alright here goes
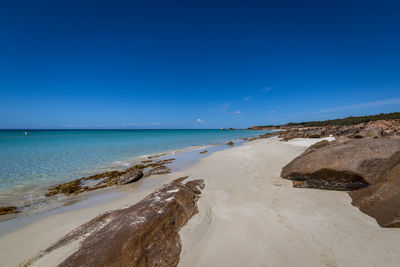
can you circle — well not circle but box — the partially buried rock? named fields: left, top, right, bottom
left=145, top=165, right=171, bottom=176
left=199, top=150, right=208, bottom=154
left=43, top=177, right=205, bottom=267
left=117, top=169, right=143, bottom=185
left=281, top=138, right=400, bottom=190
left=227, top=141, right=234, bottom=146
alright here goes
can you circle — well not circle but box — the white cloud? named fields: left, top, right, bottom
left=319, top=97, right=400, bottom=113
left=122, top=122, right=138, bottom=127
left=122, top=122, right=161, bottom=127
left=227, top=110, right=241, bottom=115
left=242, top=87, right=272, bottom=102
left=195, top=118, right=204, bottom=123
left=221, top=102, right=231, bottom=112
left=61, top=124, right=88, bottom=128
left=259, top=87, right=272, bottom=93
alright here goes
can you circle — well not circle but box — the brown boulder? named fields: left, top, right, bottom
left=351, top=126, right=383, bottom=139
left=117, top=169, right=143, bottom=185
left=349, top=163, right=400, bottom=227
left=45, top=177, right=204, bottom=267
left=281, top=138, right=400, bottom=190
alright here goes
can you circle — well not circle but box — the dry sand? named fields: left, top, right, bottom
left=178, top=137, right=400, bottom=267
left=0, top=137, right=399, bottom=266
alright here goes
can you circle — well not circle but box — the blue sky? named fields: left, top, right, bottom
left=1, top=0, right=400, bottom=129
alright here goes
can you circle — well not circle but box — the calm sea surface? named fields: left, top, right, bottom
left=0, top=129, right=264, bottom=192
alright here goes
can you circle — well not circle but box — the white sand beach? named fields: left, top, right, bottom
left=1, top=137, right=400, bottom=266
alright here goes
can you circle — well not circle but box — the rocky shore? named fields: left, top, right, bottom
left=2, top=133, right=400, bottom=266
left=277, top=119, right=400, bottom=227
left=0, top=157, right=175, bottom=217
left=25, top=177, right=204, bottom=267
left=251, top=119, right=400, bottom=140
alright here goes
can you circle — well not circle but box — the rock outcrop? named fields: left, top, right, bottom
left=349, top=163, right=400, bottom=227
left=254, top=119, right=400, bottom=141
left=282, top=138, right=400, bottom=189
left=281, top=138, right=400, bottom=227
left=43, top=177, right=204, bottom=267
left=117, top=169, right=144, bottom=185
left=45, top=159, right=175, bottom=197
left=144, top=165, right=171, bottom=176
left=0, top=206, right=19, bottom=216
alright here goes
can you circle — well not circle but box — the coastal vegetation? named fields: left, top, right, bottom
left=260, top=112, right=400, bottom=128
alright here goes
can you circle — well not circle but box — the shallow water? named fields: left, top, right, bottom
left=0, top=138, right=253, bottom=234
left=0, top=129, right=264, bottom=201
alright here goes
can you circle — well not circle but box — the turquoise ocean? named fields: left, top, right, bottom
left=0, top=129, right=264, bottom=195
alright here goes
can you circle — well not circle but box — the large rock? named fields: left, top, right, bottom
left=44, top=177, right=204, bottom=267
left=144, top=165, right=171, bottom=177
left=349, top=163, right=400, bottom=227
left=281, top=138, right=400, bottom=190
left=349, top=126, right=383, bottom=139
left=117, top=169, right=143, bottom=184
left=281, top=138, right=400, bottom=227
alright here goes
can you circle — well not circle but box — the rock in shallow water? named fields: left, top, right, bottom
left=43, top=177, right=204, bottom=267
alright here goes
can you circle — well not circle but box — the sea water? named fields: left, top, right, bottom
left=0, top=129, right=264, bottom=194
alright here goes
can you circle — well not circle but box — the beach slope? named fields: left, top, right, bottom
left=178, top=137, right=400, bottom=267
left=1, top=137, right=400, bottom=266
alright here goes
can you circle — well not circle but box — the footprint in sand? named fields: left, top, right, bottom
left=319, top=248, right=337, bottom=267
left=277, top=213, right=286, bottom=224
left=271, top=198, right=279, bottom=204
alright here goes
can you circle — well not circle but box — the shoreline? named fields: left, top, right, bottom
left=0, top=137, right=252, bottom=233
left=0, top=133, right=261, bottom=219
left=0, top=129, right=266, bottom=209
left=2, top=136, right=399, bottom=266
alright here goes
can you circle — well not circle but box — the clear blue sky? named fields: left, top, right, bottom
left=1, top=0, right=400, bottom=129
